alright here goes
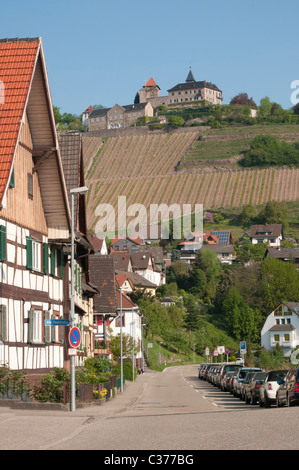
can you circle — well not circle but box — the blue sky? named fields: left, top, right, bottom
left=1, top=0, right=298, bottom=115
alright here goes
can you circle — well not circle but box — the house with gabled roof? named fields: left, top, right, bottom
left=59, top=132, right=97, bottom=364
left=89, top=254, right=143, bottom=369
left=250, top=223, right=283, bottom=248
left=110, top=235, right=143, bottom=253
left=0, top=37, right=72, bottom=371
left=88, top=101, right=153, bottom=131
left=265, top=246, right=299, bottom=269
left=261, top=302, right=299, bottom=357
left=82, top=105, right=94, bottom=127
left=89, top=255, right=117, bottom=347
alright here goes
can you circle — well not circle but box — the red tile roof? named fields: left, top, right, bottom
left=0, top=38, right=40, bottom=204
left=145, top=77, right=158, bottom=87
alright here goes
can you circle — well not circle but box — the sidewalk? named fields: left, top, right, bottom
left=0, top=366, right=157, bottom=417
left=75, top=366, right=157, bottom=417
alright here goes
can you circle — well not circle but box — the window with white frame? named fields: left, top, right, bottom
left=28, top=308, right=43, bottom=343
left=32, top=239, right=42, bottom=271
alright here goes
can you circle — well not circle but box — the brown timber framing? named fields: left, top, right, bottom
left=32, top=147, right=56, bottom=174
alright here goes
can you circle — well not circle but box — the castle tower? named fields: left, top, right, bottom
left=186, top=67, right=195, bottom=83
left=139, top=77, right=160, bottom=103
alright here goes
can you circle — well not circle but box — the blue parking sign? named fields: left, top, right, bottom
left=240, top=341, right=246, bottom=354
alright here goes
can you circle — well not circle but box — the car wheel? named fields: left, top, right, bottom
left=250, top=394, right=256, bottom=405
left=264, top=394, right=271, bottom=408
left=276, top=394, right=284, bottom=407
left=287, top=394, right=293, bottom=407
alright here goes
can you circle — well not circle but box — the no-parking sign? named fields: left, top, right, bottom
left=69, top=327, right=81, bottom=348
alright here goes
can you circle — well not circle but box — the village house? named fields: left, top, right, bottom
left=88, top=102, right=154, bottom=131
left=81, top=105, right=94, bottom=127
left=110, top=235, right=143, bottom=253
left=89, top=254, right=143, bottom=369
left=89, top=255, right=117, bottom=350
left=58, top=132, right=97, bottom=364
left=0, top=37, right=72, bottom=371
left=265, top=246, right=299, bottom=269
left=250, top=223, right=283, bottom=248
left=179, top=230, right=233, bottom=263
left=261, top=302, right=299, bottom=358
left=87, top=234, right=108, bottom=255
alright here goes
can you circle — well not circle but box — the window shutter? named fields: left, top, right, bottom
left=59, top=250, right=65, bottom=278
left=28, top=308, right=34, bottom=343
left=50, top=314, right=56, bottom=343
left=50, top=246, right=55, bottom=276
left=0, top=225, right=6, bottom=261
left=26, top=236, right=32, bottom=270
left=0, top=305, right=7, bottom=342
left=9, top=167, right=15, bottom=188
left=59, top=324, right=65, bottom=344
left=43, top=243, right=49, bottom=274
left=44, top=310, right=51, bottom=343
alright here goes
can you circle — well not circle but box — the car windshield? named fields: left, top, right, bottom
left=225, top=365, right=241, bottom=372
left=254, top=372, right=268, bottom=380
left=268, top=370, right=287, bottom=381
left=239, top=369, right=259, bottom=379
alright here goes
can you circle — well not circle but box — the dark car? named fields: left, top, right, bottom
left=233, top=367, right=263, bottom=398
left=202, top=364, right=212, bottom=381
left=276, top=367, right=299, bottom=407
left=240, top=371, right=256, bottom=401
left=246, top=371, right=268, bottom=405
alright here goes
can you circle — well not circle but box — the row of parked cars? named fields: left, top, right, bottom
left=198, top=362, right=299, bottom=407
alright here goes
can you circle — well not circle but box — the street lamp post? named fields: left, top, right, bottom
left=70, top=186, right=88, bottom=412
left=120, top=287, right=123, bottom=392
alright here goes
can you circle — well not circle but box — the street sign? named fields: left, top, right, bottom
left=240, top=341, right=246, bottom=355
left=205, top=347, right=210, bottom=356
left=69, top=327, right=81, bottom=348
left=45, top=319, right=69, bottom=326
left=218, top=346, right=225, bottom=354
left=68, top=348, right=77, bottom=356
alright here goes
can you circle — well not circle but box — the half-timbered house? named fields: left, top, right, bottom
left=58, top=132, right=97, bottom=366
left=0, top=37, right=72, bottom=372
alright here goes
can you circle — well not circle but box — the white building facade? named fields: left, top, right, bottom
left=261, top=302, right=299, bottom=357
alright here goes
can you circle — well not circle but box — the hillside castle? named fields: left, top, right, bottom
left=86, top=69, right=223, bottom=131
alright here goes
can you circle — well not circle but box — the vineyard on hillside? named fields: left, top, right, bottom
left=83, top=127, right=299, bottom=234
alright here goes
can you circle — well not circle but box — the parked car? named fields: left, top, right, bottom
left=198, top=364, right=208, bottom=379
left=202, top=364, right=212, bottom=381
left=219, top=364, right=243, bottom=391
left=246, top=371, right=268, bottom=405
left=240, top=371, right=256, bottom=401
left=233, top=367, right=263, bottom=398
left=276, top=367, right=299, bottom=407
left=259, top=370, right=288, bottom=407
left=222, top=370, right=235, bottom=392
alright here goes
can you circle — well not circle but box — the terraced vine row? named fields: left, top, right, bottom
left=82, top=132, right=299, bottom=232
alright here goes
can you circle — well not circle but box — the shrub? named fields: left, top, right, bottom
left=32, top=368, right=69, bottom=403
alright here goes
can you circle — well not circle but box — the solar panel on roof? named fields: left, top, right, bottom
left=211, top=231, right=230, bottom=245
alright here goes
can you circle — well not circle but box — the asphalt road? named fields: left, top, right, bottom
left=0, top=364, right=299, bottom=452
